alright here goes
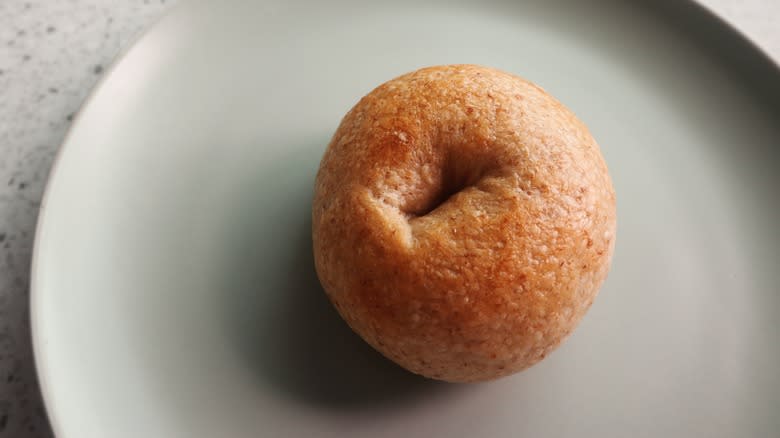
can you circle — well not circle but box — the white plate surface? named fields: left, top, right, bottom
left=32, top=1, right=780, bottom=437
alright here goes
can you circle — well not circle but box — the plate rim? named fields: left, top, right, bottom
left=28, top=3, right=185, bottom=436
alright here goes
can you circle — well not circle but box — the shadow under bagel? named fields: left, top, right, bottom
left=218, top=141, right=453, bottom=411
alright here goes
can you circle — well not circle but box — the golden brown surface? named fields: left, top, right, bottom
left=312, top=65, right=616, bottom=382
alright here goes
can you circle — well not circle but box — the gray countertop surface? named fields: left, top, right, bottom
left=0, top=1, right=777, bottom=436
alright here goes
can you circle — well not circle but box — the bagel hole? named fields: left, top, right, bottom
left=404, top=156, right=494, bottom=218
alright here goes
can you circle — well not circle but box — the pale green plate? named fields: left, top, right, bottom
left=32, top=1, right=780, bottom=437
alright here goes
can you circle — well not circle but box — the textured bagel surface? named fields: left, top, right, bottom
left=312, top=64, right=616, bottom=382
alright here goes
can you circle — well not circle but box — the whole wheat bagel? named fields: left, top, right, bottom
left=312, top=64, right=616, bottom=382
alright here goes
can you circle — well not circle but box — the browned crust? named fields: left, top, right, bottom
left=312, top=65, right=616, bottom=382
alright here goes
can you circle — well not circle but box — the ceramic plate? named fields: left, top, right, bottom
left=32, top=0, right=780, bottom=437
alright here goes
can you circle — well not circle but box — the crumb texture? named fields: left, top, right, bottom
left=312, top=64, right=616, bottom=382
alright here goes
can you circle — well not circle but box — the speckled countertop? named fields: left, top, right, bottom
left=0, top=1, right=777, bottom=436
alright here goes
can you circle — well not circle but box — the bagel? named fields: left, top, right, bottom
left=312, top=64, right=616, bottom=382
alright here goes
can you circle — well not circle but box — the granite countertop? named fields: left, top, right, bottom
left=0, top=1, right=777, bottom=436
